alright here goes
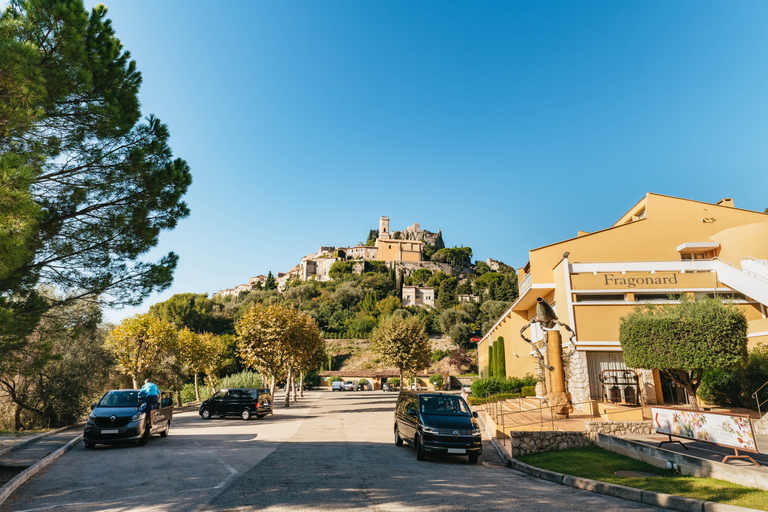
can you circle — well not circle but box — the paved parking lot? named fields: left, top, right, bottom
left=1, top=391, right=660, bottom=512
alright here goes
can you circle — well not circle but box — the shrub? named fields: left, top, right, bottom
left=304, top=372, right=321, bottom=389
left=431, top=349, right=450, bottom=363
left=470, top=375, right=539, bottom=397
left=181, top=383, right=211, bottom=404
left=521, top=386, right=536, bottom=397
left=429, top=374, right=444, bottom=388
left=699, top=343, right=768, bottom=409
left=328, top=376, right=342, bottom=383
left=468, top=393, right=521, bottom=406
left=389, top=377, right=400, bottom=387
left=218, top=370, right=263, bottom=390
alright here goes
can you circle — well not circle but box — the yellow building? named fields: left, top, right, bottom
left=375, top=216, right=424, bottom=262
left=479, top=193, right=768, bottom=407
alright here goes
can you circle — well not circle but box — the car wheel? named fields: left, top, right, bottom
left=84, top=441, right=95, bottom=449
left=415, top=434, right=426, bottom=461
left=137, top=425, right=150, bottom=446
left=241, top=409, right=251, bottom=421
left=160, top=421, right=170, bottom=438
left=468, top=454, right=479, bottom=464
left=201, top=408, right=211, bottom=420
left=394, top=424, right=403, bottom=447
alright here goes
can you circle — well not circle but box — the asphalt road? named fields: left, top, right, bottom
left=1, top=391, right=661, bottom=512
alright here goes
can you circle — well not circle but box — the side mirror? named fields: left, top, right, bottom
left=473, top=411, right=478, bottom=418
left=90, top=403, right=96, bottom=410
left=407, top=408, right=417, bottom=417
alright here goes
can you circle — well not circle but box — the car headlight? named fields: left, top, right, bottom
left=87, top=415, right=97, bottom=424
left=422, top=426, right=438, bottom=434
left=472, top=428, right=482, bottom=437
left=131, top=411, right=145, bottom=421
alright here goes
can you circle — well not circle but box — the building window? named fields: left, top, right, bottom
left=575, top=294, right=625, bottom=302
left=634, top=293, right=677, bottom=302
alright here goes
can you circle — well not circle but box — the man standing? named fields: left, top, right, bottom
left=139, top=379, right=160, bottom=427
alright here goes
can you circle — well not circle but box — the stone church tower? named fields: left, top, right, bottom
left=379, top=216, right=390, bottom=239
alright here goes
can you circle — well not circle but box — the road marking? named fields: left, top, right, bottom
left=213, top=458, right=238, bottom=489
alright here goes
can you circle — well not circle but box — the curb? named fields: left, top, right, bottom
left=485, top=428, right=758, bottom=512
left=0, top=433, right=83, bottom=508
left=0, top=422, right=83, bottom=458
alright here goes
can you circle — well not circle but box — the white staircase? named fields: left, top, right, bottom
left=712, top=258, right=768, bottom=306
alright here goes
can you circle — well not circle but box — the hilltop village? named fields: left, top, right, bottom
left=213, top=216, right=508, bottom=308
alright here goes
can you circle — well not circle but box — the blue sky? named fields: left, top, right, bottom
left=94, top=1, right=768, bottom=323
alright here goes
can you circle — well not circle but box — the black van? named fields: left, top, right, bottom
left=394, top=391, right=482, bottom=463
left=199, top=388, right=272, bottom=420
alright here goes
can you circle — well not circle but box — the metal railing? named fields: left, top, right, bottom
left=753, top=381, right=768, bottom=418
left=479, top=392, right=599, bottom=446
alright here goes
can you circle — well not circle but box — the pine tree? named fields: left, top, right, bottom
left=265, top=271, right=276, bottom=290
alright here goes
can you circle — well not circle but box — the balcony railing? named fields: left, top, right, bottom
left=519, top=273, right=532, bottom=297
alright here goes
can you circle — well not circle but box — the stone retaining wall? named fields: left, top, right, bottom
left=508, top=431, right=592, bottom=457
left=585, top=421, right=655, bottom=437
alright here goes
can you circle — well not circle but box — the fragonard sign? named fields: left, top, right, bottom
left=570, top=271, right=714, bottom=291
left=603, top=273, right=677, bottom=287
left=652, top=407, right=758, bottom=453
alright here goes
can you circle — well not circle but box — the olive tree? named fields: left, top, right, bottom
left=620, top=297, right=748, bottom=409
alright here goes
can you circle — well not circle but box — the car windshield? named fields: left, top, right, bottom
left=98, top=391, right=139, bottom=408
left=419, top=395, right=470, bottom=416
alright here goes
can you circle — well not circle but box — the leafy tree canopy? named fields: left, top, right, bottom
left=620, top=297, right=748, bottom=408
left=0, top=0, right=191, bottom=348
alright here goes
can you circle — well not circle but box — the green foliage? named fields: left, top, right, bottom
left=620, top=297, right=748, bottom=406
left=470, top=375, right=538, bottom=396
left=521, top=386, right=536, bottom=397
left=468, top=393, right=521, bottom=406
left=0, top=0, right=191, bottom=353
left=365, top=229, right=378, bottom=246
left=439, top=308, right=471, bottom=333
left=431, top=247, right=473, bottom=267
left=371, top=315, right=430, bottom=382
left=181, top=382, right=211, bottom=403
left=435, top=277, right=458, bottom=309
left=304, top=371, right=321, bottom=388
left=699, top=343, right=768, bottom=409
left=264, top=271, right=277, bottom=290
left=328, top=376, right=342, bottom=383
left=494, top=337, right=506, bottom=379
left=429, top=374, right=444, bottom=388
left=431, top=349, right=450, bottom=363
left=449, top=322, right=471, bottom=347
left=376, top=295, right=401, bottom=317
left=487, top=344, right=493, bottom=378
left=329, top=261, right=354, bottom=280
left=411, top=269, right=433, bottom=286
left=217, top=370, right=263, bottom=390
left=149, top=293, right=228, bottom=333
left=389, top=377, right=400, bottom=387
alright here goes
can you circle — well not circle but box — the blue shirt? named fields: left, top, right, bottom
left=139, top=382, right=159, bottom=399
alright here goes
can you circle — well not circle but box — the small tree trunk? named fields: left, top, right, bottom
left=284, top=367, right=292, bottom=407
left=194, top=372, right=200, bottom=401
left=270, top=374, right=276, bottom=400
left=13, top=402, right=21, bottom=431
left=299, top=371, right=305, bottom=398
left=132, top=375, right=138, bottom=389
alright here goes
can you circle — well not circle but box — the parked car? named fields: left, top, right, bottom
left=342, top=381, right=355, bottom=391
left=84, top=389, right=174, bottom=448
left=382, top=382, right=393, bottom=392
left=331, top=380, right=344, bottom=392
left=394, top=391, right=482, bottom=463
left=199, top=388, right=272, bottom=420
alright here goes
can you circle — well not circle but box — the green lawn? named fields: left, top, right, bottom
left=518, top=447, right=768, bottom=511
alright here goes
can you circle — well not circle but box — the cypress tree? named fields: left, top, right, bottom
left=495, top=336, right=506, bottom=379
left=488, top=343, right=494, bottom=378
